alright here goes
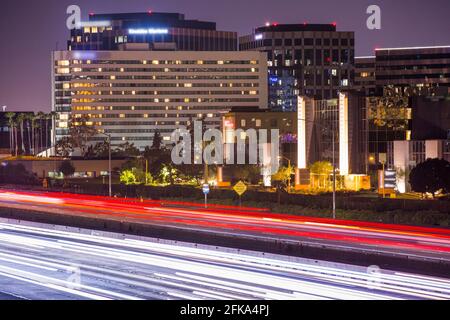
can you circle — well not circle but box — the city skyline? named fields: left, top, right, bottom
left=1, top=0, right=450, bottom=111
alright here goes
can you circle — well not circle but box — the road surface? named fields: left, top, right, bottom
left=0, top=220, right=449, bottom=300
left=0, top=190, right=449, bottom=264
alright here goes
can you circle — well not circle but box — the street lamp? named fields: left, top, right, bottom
left=297, top=118, right=337, bottom=219
left=98, top=131, right=112, bottom=197
left=278, top=155, right=292, bottom=191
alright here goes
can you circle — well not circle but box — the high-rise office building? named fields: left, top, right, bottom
left=354, top=56, right=376, bottom=95
left=375, top=45, right=450, bottom=95
left=297, top=92, right=366, bottom=175
left=68, top=12, right=237, bottom=51
left=239, top=23, right=355, bottom=111
left=52, top=50, right=268, bottom=150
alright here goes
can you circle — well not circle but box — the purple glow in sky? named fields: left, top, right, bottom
left=0, top=0, right=449, bottom=111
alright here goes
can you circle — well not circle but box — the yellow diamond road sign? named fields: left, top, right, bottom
left=233, top=181, right=247, bottom=196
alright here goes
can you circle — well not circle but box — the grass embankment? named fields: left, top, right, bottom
left=163, top=197, right=450, bottom=228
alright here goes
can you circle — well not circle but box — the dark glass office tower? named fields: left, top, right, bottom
left=240, top=23, right=355, bottom=111
left=68, top=12, right=237, bottom=51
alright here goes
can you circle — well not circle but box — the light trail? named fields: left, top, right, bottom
left=0, top=220, right=448, bottom=300
left=0, top=189, right=449, bottom=261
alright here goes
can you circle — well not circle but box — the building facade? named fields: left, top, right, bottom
left=297, top=92, right=367, bottom=175
left=68, top=12, right=237, bottom=51
left=354, top=56, right=376, bottom=95
left=52, top=50, right=268, bottom=150
left=375, top=46, right=450, bottom=95
left=239, top=23, right=355, bottom=111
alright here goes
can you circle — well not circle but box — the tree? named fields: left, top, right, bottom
left=68, top=115, right=97, bottom=157
left=114, top=142, right=141, bottom=157
left=25, top=113, right=34, bottom=155
left=119, top=168, right=152, bottom=185
left=37, top=111, right=46, bottom=154
left=5, top=112, right=16, bottom=155
left=58, top=160, right=75, bottom=179
left=16, top=113, right=26, bottom=155
left=151, top=130, right=163, bottom=151
left=409, top=158, right=450, bottom=198
left=55, top=136, right=74, bottom=157
left=272, top=166, right=294, bottom=186
left=310, top=161, right=333, bottom=190
left=120, top=170, right=138, bottom=185
left=231, top=165, right=261, bottom=184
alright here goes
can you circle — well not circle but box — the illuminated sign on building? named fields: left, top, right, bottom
left=254, top=34, right=263, bottom=40
left=128, top=28, right=169, bottom=35
left=384, top=170, right=397, bottom=189
left=73, top=51, right=97, bottom=60
left=77, top=21, right=111, bottom=28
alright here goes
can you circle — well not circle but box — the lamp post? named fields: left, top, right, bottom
left=98, top=131, right=112, bottom=197
left=297, top=118, right=337, bottom=219
left=278, top=155, right=292, bottom=191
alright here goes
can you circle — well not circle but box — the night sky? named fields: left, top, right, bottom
left=1, top=0, right=449, bottom=112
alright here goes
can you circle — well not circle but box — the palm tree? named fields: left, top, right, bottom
left=49, top=111, right=57, bottom=156
left=16, top=113, right=26, bottom=155
left=5, top=112, right=16, bottom=154
left=37, top=111, right=45, bottom=155
left=25, top=113, right=34, bottom=155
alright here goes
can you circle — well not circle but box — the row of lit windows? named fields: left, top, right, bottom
left=73, top=113, right=216, bottom=119
left=69, top=82, right=259, bottom=88
left=72, top=105, right=233, bottom=111
left=60, top=60, right=258, bottom=65
left=72, top=90, right=259, bottom=95
left=61, top=67, right=259, bottom=73
left=67, top=75, right=260, bottom=81
left=72, top=98, right=260, bottom=103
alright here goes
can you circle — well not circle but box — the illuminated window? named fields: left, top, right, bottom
left=119, top=114, right=125, bottom=118
left=152, top=60, right=159, bottom=65
left=83, top=27, right=90, bottom=33
left=255, top=119, right=261, bottom=127
left=57, top=60, right=70, bottom=66
left=91, top=27, right=98, bottom=33
left=57, top=68, right=70, bottom=74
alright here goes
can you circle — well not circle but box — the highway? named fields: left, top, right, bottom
left=0, top=220, right=449, bottom=300
left=0, top=189, right=449, bottom=264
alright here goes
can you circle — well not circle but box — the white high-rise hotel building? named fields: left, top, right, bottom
left=52, top=50, right=267, bottom=150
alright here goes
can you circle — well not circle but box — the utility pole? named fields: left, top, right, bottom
left=332, top=129, right=336, bottom=219
left=98, top=131, right=112, bottom=197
